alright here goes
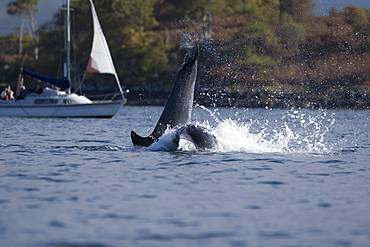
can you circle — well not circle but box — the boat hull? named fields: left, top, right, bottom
left=0, top=100, right=125, bottom=118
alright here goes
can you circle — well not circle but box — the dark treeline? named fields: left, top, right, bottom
left=1, top=0, right=370, bottom=109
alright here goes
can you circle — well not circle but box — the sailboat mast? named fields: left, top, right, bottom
left=65, top=0, right=71, bottom=93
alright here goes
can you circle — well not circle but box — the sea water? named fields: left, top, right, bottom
left=0, top=106, right=369, bottom=247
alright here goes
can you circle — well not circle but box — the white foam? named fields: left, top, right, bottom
left=145, top=130, right=179, bottom=152
left=146, top=108, right=336, bottom=153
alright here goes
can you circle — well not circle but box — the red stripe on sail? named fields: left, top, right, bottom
left=86, top=57, right=100, bottom=73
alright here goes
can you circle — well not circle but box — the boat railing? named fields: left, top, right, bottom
left=88, top=90, right=129, bottom=102
left=103, top=92, right=121, bottom=101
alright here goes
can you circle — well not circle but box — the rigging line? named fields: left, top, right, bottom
left=72, top=5, right=79, bottom=91
left=50, top=103, right=62, bottom=117
left=17, top=97, right=32, bottom=117
left=74, top=71, right=87, bottom=94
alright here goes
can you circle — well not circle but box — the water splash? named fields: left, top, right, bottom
left=145, top=131, right=179, bottom=152
left=148, top=108, right=336, bottom=154
left=211, top=117, right=333, bottom=153
left=210, top=109, right=334, bottom=153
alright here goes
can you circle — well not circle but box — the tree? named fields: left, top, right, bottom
left=279, top=0, right=314, bottom=22
left=223, top=0, right=260, bottom=14
left=343, top=6, right=368, bottom=28
left=112, top=0, right=159, bottom=32
left=153, top=0, right=222, bottom=41
left=109, top=0, right=169, bottom=85
left=34, top=0, right=170, bottom=87
left=277, top=22, right=306, bottom=49
left=7, top=0, right=39, bottom=58
left=231, top=21, right=280, bottom=75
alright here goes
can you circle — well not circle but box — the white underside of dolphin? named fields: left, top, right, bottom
left=130, top=44, right=218, bottom=150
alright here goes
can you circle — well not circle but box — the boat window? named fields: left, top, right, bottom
left=63, top=99, right=73, bottom=104
left=34, top=99, right=58, bottom=104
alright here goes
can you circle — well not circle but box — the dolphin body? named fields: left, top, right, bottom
left=131, top=45, right=218, bottom=150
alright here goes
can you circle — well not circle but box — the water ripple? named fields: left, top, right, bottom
left=48, top=242, right=112, bottom=247
left=260, top=231, right=295, bottom=239
left=258, top=181, right=287, bottom=185
left=135, top=231, right=236, bottom=241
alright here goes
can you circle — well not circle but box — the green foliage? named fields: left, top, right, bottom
left=329, top=7, right=339, bottom=16
left=7, top=0, right=39, bottom=58
left=231, top=21, right=280, bottom=75
left=7, top=0, right=38, bottom=16
left=279, top=0, right=314, bottom=22
left=107, top=0, right=169, bottom=85
left=223, top=0, right=260, bottom=15
left=0, top=34, right=18, bottom=55
left=112, top=0, right=159, bottom=32
left=88, top=0, right=170, bottom=86
left=245, top=49, right=282, bottom=74
left=157, top=0, right=227, bottom=19
left=277, top=22, right=306, bottom=48
left=257, top=0, right=280, bottom=26
left=343, top=6, right=368, bottom=28
left=116, top=29, right=169, bottom=84
left=36, top=27, right=64, bottom=74
left=237, top=21, right=278, bottom=52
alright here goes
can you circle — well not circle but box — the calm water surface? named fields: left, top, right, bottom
left=1, top=106, right=370, bottom=247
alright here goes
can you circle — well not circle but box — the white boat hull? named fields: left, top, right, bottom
left=0, top=100, right=125, bottom=118
left=0, top=89, right=126, bottom=118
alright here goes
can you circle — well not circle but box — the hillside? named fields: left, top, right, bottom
left=1, top=1, right=369, bottom=109
left=128, top=12, right=370, bottom=109
left=221, top=15, right=370, bottom=109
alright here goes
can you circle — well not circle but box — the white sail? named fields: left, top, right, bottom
left=87, top=0, right=123, bottom=93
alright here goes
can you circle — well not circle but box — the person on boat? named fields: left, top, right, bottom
left=30, top=83, right=43, bottom=94
left=17, top=86, right=28, bottom=99
left=1, top=85, right=14, bottom=100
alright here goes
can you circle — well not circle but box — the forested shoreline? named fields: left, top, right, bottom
left=1, top=0, right=370, bottom=109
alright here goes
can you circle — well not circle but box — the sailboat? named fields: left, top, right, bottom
left=0, top=0, right=128, bottom=118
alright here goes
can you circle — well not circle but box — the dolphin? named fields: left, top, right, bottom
left=131, top=45, right=218, bottom=150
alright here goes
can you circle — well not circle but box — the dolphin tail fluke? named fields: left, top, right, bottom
left=131, top=131, right=155, bottom=147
